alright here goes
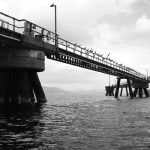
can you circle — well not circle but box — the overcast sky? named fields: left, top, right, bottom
left=1, top=0, right=150, bottom=91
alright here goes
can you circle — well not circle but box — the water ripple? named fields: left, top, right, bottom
left=1, top=95, right=150, bottom=149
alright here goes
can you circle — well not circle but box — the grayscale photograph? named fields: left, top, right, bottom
left=0, top=0, right=150, bottom=149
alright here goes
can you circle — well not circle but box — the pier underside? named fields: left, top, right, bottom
left=114, top=78, right=149, bottom=98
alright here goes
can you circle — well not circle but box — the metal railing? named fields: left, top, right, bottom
left=0, top=12, right=148, bottom=81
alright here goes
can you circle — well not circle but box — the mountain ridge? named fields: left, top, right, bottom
left=43, top=86, right=104, bottom=95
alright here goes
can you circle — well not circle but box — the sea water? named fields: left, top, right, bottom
left=1, top=94, right=150, bottom=150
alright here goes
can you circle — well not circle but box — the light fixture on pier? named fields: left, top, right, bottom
left=50, top=3, right=57, bottom=50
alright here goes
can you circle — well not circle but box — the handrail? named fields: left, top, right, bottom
left=0, top=12, right=148, bottom=81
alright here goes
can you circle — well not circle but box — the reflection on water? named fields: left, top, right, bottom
left=0, top=105, right=44, bottom=149
left=1, top=95, right=150, bottom=149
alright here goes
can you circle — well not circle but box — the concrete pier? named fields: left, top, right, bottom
left=29, top=71, right=47, bottom=103
left=127, top=78, right=133, bottom=98
left=105, top=86, right=114, bottom=96
left=120, top=86, right=129, bottom=97
left=115, top=78, right=133, bottom=99
left=0, top=11, right=150, bottom=107
left=132, top=81, right=149, bottom=98
left=0, top=48, right=46, bottom=107
left=115, top=78, right=121, bottom=98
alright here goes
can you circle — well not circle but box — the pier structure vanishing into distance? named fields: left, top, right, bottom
left=0, top=12, right=149, bottom=107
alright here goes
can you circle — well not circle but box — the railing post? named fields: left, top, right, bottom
left=66, top=41, right=68, bottom=51
left=80, top=48, right=82, bottom=56
left=74, top=44, right=76, bottom=53
left=55, top=35, right=58, bottom=52
left=13, top=18, right=15, bottom=31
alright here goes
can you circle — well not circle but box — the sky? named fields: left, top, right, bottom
left=1, top=0, right=150, bottom=91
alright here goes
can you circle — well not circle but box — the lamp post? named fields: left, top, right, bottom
left=50, top=3, right=57, bottom=50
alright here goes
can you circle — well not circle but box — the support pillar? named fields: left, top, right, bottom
left=127, top=78, right=133, bottom=99
left=143, top=88, right=149, bottom=97
left=29, top=83, right=36, bottom=103
left=0, top=70, right=9, bottom=104
left=106, top=91, right=109, bottom=96
left=115, top=78, right=120, bottom=98
left=10, top=70, right=20, bottom=105
left=132, top=81, right=149, bottom=98
left=4, top=77, right=11, bottom=104
left=0, top=48, right=47, bottom=107
left=139, top=88, right=143, bottom=98
left=105, top=86, right=114, bottom=96
left=120, top=87, right=123, bottom=96
left=126, top=87, right=129, bottom=96
left=133, top=88, right=138, bottom=97
left=29, top=72, right=47, bottom=104
left=18, top=70, right=32, bottom=105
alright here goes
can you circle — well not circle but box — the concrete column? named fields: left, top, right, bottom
left=28, top=72, right=36, bottom=103
left=105, top=86, right=114, bottom=96
left=133, top=88, right=138, bottom=97
left=4, top=71, right=12, bottom=104
left=126, top=87, right=128, bottom=96
left=115, top=78, right=121, bottom=98
left=17, top=70, right=32, bottom=106
left=106, top=91, right=109, bottom=96
left=9, top=70, right=20, bottom=105
left=132, top=81, right=149, bottom=98
left=29, top=72, right=47, bottom=103
left=143, top=88, right=149, bottom=97
left=0, top=70, right=9, bottom=105
left=139, top=88, right=143, bottom=98
left=29, top=82, right=36, bottom=103
left=109, top=92, right=111, bottom=96
left=112, top=91, right=114, bottom=96
left=4, top=82, right=11, bottom=104
left=0, top=48, right=46, bottom=107
left=127, top=78, right=133, bottom=99
left=120, top=87, right=123, bottom=96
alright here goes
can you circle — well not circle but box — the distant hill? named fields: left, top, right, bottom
left=43, top=86, right=104, bottom=95
left=43, top=86, right=72, bottom=95
left=74, top=89, right=104, bottom=95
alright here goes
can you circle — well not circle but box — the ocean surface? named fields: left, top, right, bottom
left=1, top=94, right=150, bottom=150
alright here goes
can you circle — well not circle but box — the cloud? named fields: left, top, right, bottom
left=0, top=0, right=141, bottom=45
left=89, top=23, right=122, bottom=48
left=125, top=15, right=150, bottom=49
left=57, top=0, right=140, bottom=43
left=0, top=0, right=10, bottom=12
left=86, top=14, right=150, bottom=74
left=134, top=15, right=150, bottom=33
left=116, top=0, right=140, bottom=14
